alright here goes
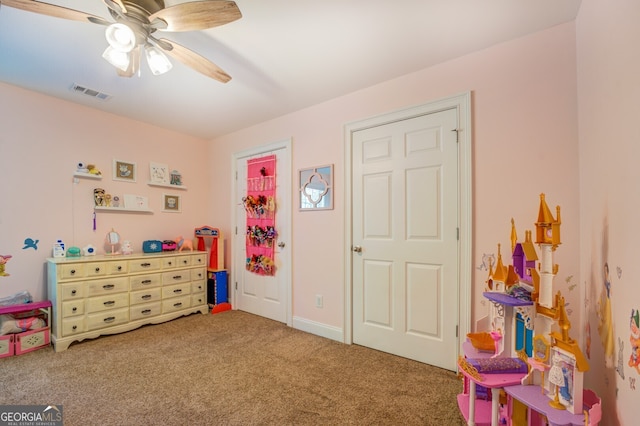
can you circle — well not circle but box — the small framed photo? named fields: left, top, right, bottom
left=162, top=194, right=181, bottom=213
left=113, top=159, right=136, bottom=182
left=149, top=162, right=169, bottom=185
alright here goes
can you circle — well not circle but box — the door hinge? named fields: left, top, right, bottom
left=457, top=227, right=460, bottom=240
left=235, top=282, right=238, bottom=290
left=451, top=128, right=459, bottom=143
left=456, top=325, right=459, bottom=338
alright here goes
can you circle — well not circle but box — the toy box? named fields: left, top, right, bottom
left=143, top=240, right=163, bottom=253
left=14, top=327, right=50, bottom=355
left=0, top=334, right=14, bottom=358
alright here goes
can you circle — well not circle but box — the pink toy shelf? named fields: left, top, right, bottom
left=0, top=300, right=52, bottom=357
left=504, top=385, right=602, bottom=426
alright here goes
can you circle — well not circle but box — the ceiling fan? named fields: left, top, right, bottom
left=0, top=0, right=242, bottom=82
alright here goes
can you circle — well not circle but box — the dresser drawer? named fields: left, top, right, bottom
left=61, top=300, right=85, bottom=317
left=130, top=302, right=162, bottom=321
left=128, top=258, right=161, bottom=273
left=85, top=262, right=108, bottom=277
left=129, top=274, right=161, bottom=291
left=59, top=264, right=85, bottom=280
left=106, top=260, right=128, bottom=275
left=87, top=308, right=129, bottom=331
left=130, top=287, right=162, bottom=305
left=162, top=283, right=191, bottom=299
left=192, top=253, right=206, bottom=267
left=60, top=283, right=85, bottom=301
left=191, top=280, right=206, bottom=294
left=161, top=257, right=176, bottom=269
left=86, top=292, right=130, bottom=313
left=62, top=317, right=85, bottom=336
left=162, top=270, right=190, bottom=285
left=176, top=256, right=192, bottom=267
left=191, top=268, right=206, bottom=281
left=161, top=295, right=191, bottom=313
left=191, top=293, right=206, bottom=306
left=87, top=277, right=129, bottom=297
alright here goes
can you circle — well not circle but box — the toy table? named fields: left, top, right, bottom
left=458, top=357, right=526, bottom=426
left=503, top=385, right=601, bottom=426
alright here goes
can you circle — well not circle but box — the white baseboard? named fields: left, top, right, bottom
left=292, top=316, right=344, bottom=342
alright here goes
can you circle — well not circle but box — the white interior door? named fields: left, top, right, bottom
left=351, top=108, right=459, bottom=370
left=233, top=140, right=291, bottom=325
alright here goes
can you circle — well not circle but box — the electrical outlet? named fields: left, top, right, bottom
left=315, top=294, right=323, bottom=308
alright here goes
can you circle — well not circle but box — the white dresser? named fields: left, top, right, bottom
left=47, top=251, right=208, bottom=352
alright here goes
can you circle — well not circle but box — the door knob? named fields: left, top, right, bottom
left=352, top=245, right=362, bottom=253
left=278, top=241, right=285, bottom=248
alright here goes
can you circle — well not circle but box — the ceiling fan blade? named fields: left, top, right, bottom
left=158, top=38, right=231, bottom=83
left=149, top=1, right=241, bottom=32
left=102, top=0, right=126, bottom=14
left=1, top=0, right=110, bottom=25
left=116, top=46, right=140, bottom=78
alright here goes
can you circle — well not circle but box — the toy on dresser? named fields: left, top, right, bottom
left=458, top=194, right=601, bottom=426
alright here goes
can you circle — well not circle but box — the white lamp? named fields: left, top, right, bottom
left=548, top=353, right=566, bottom=410
left=145, top=45, right=172, bottom=75
left=105, top=23, right=136, bottom=52
left=102, top=46, right=130, bottom=72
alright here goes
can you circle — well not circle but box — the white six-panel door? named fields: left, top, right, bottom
left=351, top=108, right=459, bottom=370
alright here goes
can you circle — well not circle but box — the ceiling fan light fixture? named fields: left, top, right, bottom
left=105, top=23, right=136, bottom=52
left=145, top=45, right=173, bottom=75
left=102, top=46, right=131, bottom=72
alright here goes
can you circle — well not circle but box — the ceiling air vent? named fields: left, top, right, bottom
left=70, top=83, right=112, bottom=101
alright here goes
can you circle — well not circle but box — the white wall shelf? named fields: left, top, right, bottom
left=94, top=206, right=153, bottom=214
left=147, top=182, right=187, bottom=190
left=73, top=172, right=102, bottom=180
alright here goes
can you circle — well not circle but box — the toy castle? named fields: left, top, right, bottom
left=473, top=193, right=590, bottom=414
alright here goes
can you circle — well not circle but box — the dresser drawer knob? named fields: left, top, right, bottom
left=72, top=325, right=77, bottom=330
left=173, top=302, right=182, bottom=308
left=141, top=280, right=152, bottom=285
left=103, top=301, right=115, bottom=307
left=173, top=289, right=182, bottom=294
left=72, top=307, right=77, bottom=312
left=117, top=266, right=122, bottom=271
left=103, top=316, right=116, bottom=323
left=70, top=269, right=76, bottom=275
left=95, top=267, right=101, bottom=273
left=71, top=289, right=77, bottom=295
left=141, top=309, right=152, bottom=315
left=172, top=275, right=182, bottom=280
left=141, top=262, right=151, bottom=267
left=103, top=284, right=115, bottom=290
left=142, top=294, right=152, bottom=300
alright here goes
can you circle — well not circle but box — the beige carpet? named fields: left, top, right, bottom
left=0, top=310, right=466, bottom=425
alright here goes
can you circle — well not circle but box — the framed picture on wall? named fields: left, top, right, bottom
left=149, top=162, right=169, bottom=185
left=162, top=194, right=181, bottom=213
left=113, top=159, right=136, bottom=182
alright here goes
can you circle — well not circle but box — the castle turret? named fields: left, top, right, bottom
left=535, top=193, right=561, bottom=249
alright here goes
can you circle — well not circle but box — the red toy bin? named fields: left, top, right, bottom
left=0, top=334, right=14, bottom=358
left=14, top=327, right=50, bottom=355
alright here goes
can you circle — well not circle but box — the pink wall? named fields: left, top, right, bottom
left=210, top=22, right=581, bottom=335
left=0, top=83, right=211, bottom=301
left=577, top=0, right=640, bottom=423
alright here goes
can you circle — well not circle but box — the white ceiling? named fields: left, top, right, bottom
left=0, top=0, right=581, bottom=140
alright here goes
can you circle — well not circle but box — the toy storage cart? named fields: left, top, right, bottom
left=0, top=300, right=52, bottom=357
